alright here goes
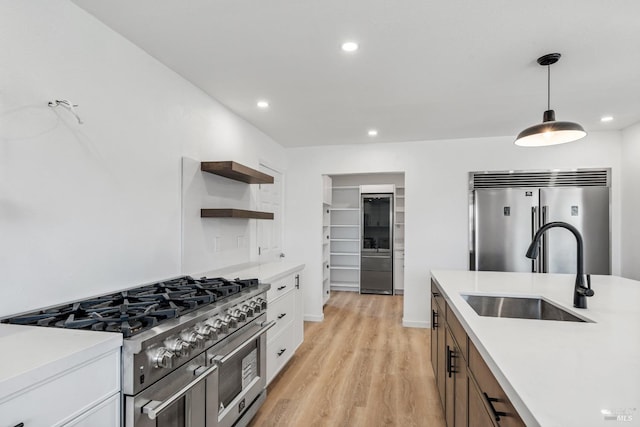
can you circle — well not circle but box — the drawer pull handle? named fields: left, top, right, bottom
left=277, top=285, right=287, bottom=291
left=277, top=348, right=287, bottom=356
left=431, top=309, right=438, bottom=329
left=278, top=313, right=287, bottom=319
left=483, top=392, right=508, bottom=422
left=14, top=424, right=24, bottom=427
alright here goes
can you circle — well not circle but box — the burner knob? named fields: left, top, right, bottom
left=194, top=323, right=217, bottom=341
left=240, top=304, right=254, bottom=317
left=181, top=330, right=206, bottom=349
left=208, top=318, right=229, bottom=334
left=257, top=297, right=267, bottom=310
left=223, top=314, right=237, bottom=329
left=230, top=309, right=246, bottom=323
left=249, top=301, right=261, bottom=314
left=151, top=347, right=176, bottom=369
left=165, top=337, right=190, bottom=358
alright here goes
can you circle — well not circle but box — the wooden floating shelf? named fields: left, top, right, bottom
left=201, top=161, right=274, bottom=184
left=201, top=209, right=274, bottom=219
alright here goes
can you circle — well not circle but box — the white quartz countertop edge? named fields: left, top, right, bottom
left=197, top=260, right=305, bottom=284
left=0, top=326, right=122, bottom=403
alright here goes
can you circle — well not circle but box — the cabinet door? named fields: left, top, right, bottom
left=468, top=375, right=498, bottom=427
left=437, top=305, right=447, bottom=407
left=445, top=330, right=468, bottom=427
left=445, top=331, right=455, bottom=426
left=453, top=341, right=468, bottom=427
left=430, top=293, right=439, bottom=378
left=469, top=342, right=525, bottom=427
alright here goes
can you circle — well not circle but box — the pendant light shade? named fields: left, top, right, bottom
left=514, top=53, right=586, bottom=147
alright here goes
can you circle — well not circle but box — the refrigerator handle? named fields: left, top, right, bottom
left=531, top=206, right=538, bottom=273
left=541, top=205, right=549, bottom=273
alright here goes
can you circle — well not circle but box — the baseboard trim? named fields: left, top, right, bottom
left=304, top=313, right=324, bottom=322
left=330, top=286, right=359, bottom=292
left=402, top=319, right=430, bottom=328
left=394, top=289, right=404, bottom=295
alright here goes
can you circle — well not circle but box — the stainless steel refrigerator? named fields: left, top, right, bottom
left=361, top=193, right=393, bottom=294
left=470, top=171, right=611, bottom=275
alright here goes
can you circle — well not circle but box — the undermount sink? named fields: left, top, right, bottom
left=461, top=294, right=592, bottom=323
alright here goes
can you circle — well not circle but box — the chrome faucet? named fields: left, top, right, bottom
left=525, top=221, right=594, bottom=309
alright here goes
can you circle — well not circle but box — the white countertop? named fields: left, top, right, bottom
left=0, top=325, right=122, bottom=403
left=197, top=260, right=305, bottom=284
left=431, top=270, right=640, bottom=427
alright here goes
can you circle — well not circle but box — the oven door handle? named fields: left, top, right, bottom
left=142, top=364, right=218, bottom=420
left=212, top=320, right=276, bottom=365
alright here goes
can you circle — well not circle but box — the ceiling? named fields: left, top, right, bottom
left=71, top=0, right=640, bottom=148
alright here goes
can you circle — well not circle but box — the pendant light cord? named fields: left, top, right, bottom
left=547, top=64, right=551, bottom=111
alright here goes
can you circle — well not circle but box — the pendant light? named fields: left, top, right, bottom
left=514, top=53, right=586, bottom=147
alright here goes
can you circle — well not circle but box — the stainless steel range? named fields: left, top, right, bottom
left=2, top=275, right=273, bottom=427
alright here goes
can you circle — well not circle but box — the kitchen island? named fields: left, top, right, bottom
left=431, top=270, right=640, bottom=427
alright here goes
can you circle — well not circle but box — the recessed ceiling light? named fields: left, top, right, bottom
left=601, top=116, right=613, bottom=122
left=368, top=129, right=378, bottom=137
left=341, top=41, right=359, bottom=52
left=257, top=100, right=269, bottom=109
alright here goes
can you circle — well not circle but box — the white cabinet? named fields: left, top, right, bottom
left=0, top=327, right=122, bottom=427
left=329, top=186, right=360, bottom=293
left=322, top=175, right=332, bottom=304
left=266, top=268, right=304, bottom=384
left=63, top=394, right=120, bottom=427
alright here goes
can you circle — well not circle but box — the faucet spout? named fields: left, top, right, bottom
left=525, top=221, right=594, bottom=309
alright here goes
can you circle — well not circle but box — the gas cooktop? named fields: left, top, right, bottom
left=2, top=276, right=259, bottom=337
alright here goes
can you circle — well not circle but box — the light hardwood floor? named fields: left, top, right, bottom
left=248, top=291, right=446, bottom=427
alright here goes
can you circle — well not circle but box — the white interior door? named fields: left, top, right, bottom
left=257, top=164, right=283, bottom=261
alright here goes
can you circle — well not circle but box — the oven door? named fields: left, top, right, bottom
left=126, top=353, right=218, bottom=427
left=208, top=315, right=275, bottom=427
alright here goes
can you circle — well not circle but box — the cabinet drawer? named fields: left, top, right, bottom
left=0, top=349, right=120, bottom=427
left=266, top=289, right=295, bottom=341
left=267, top=275, right=295, bottom=302
left=446, top=304, right=467, bottom=361
left=266, top=326, right=294, bottom=384
left=468, top=374, right=498, bottom=427
left=468, top=341, right=525, bottom=427
left=63, top=393, right=120, bottom=427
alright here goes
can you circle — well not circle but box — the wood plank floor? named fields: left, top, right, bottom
left=248, top=291, right=446, bottom=427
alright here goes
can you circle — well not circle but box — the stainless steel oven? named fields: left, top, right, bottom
left=127, top=353, right=216, bottom=426
left=207, top=314, right=274, bottom=427
left=127, top=313, right=274, bottom=427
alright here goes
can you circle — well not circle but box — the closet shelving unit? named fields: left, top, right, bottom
left=322, top=176, right=332, bottom=304
left=329, top=186, right=360, bottom=292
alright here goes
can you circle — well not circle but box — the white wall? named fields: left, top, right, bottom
left=621, top=122, right=640, bottom=280
left=0, top=1, right=284, bottom=317
left=285, top=133, right=622, bottom=326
